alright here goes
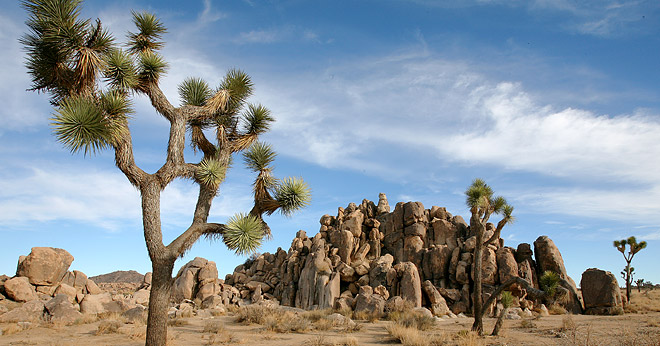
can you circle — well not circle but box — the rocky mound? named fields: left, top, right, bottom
left=90, top=270, right=144, bottom=283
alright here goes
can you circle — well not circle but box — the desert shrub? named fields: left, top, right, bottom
left=560, top=315, right=576, bottom=333
left=1, top=323, right=25, bottom=336
left=389, top=309, right=435, bottom=331
left=353, top=309, right=381, bottom=322
left=456, top=330, right=484, bottom=346
left=305, top=335, right=334, bottom=346
left=72, top=314, right=100, bottom=325
left=335, top=306, right=353, bottom=317
left=519, top=319, right=537, bottom=329
left=205, top=330, right=237, bottom=345
left=313, top=317, right=334, bottom=331
left=203, top=320, right=225, bottom=334
left=340, top=318, right=363, bottom=333
left=548, top=303, right=568, bottom=315
left=303, top=308, right=334, bottom=322
left=336, top=336, right=359, bottom=346
left=96, top=320, right=122, bottom=335
left=127, top=325, right=146, bottom=340
left=167, top=317, right=189, bottom=326
left=236, top=304, right=279, bottom=325
left=540, top=271, right=560, bottom=298
left=387, top=323, right=430, bottom=346
left=262, top=311, right=311, bottom=333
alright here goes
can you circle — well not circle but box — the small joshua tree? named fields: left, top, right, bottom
left=614, top=236, right=647, bottom=304
left=636, top=278, right=644, bottom=292
left=491, top=290, right=513, bottom=336
left=21, top=1, right=310, bottom=345
left=464, top=178, right=514, bottom=335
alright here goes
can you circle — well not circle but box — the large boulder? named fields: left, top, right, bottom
left=45, top=294, right=82, bottom=323
left=16, top=247, right=74, bottom=286
left=4, top=276, right=38, bottom=302
left=534, top=236, right=583, bottom=314
left=393, top=262, right=422, bottom=308
left=496, top=247, right=519, bottom=284
left=296, top=240, right=339, bottom=310
left=80, top=292, right=122, bottom=314
left=580, top=268, right=624, bottom=315
left=0, top=299, right=46, bottom=322
left=421, top=280, right=450, bottom=316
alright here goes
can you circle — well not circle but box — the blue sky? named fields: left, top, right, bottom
left=1, top=0, right=659, bottom=287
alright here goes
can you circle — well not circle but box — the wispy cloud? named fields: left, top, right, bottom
left=236, top=26, right=327, bottom=44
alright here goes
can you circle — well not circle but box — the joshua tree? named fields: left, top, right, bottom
left=21, top=1, right=310, bottom=345
left=636, top=278, right=645, bottom=292
left=614, top=236, right=647, bottom=304
left=464, top=178, right=514, bottom=335
left=491, top=290, right=513, bottom=336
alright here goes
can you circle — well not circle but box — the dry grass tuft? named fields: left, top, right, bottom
left=352, top=309, right=381, bottom=322
left=335, top=335, right=359, bottom=346
left=388, top=309, right=435, bottom=331
left=203, top=320, right=226, bottom=334
left=455, top=330, right=484, bottom=346
left=235, top=305, right=279, bottom=325
left=204, top=328, right=237, bottom=345
left=305, top=334, right=334, bottom=346
left=95, top=320, right=122, bottom=335
left=387, top=323, right=431, bottom=346
left=126, top=325, right=146, bottom=340
left=313, top=317, right=335, bottom=331
left=1, top=323, right=25, bottom=336
left=72, top=314, right=100, bottom=325
left=168, top=317, right=190, bottom=326
left=548, top=303, right=568, bottom=315
left=519, top=318, right=537, bottom=329
left=303, top=308, right=334, bottom=322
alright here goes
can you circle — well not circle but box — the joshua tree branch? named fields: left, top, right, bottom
left=113, top=122, right=148, bottom=187
left=143, top=82, right=176, bottom=122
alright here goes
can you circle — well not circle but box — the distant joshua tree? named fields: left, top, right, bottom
left=21, top=1, right=311, bottom=345
left=464, top=178, right=514, bottom=335
left=614, top=236, right=647, bottom=304
left=636, top=278, right=645, bottom=292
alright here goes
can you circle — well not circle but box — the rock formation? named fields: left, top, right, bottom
left=222, top=194, right=583, bottom=316
left=580, top=268, right=624, bottom=315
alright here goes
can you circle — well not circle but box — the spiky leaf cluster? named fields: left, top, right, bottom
left=500, top=291, right=514, bottom=309
left=224, top=213, right=263, bottom=255
left=539, top=271, right=560, bottom=297
left=51, top=95, right=123, bottom=155
left=243, top=104, right=274, bottom=135
left=100, top=89, right=133, bottom=117
left=220, top=69, right=253, bottom=115
left=21, top=0, right=115, bottom=103
left=104, top=49, right=137, bottom=90
left=614, top=236, right=647, bottom=256
left=127, top=11, right=166, bottom=54
left=196, top=158, right=227, bottom=188
left=179, top=77, right=212, bottom=107
left=274, top=177, right=312, bottom=217
left=243, top=142, right=277, bottom=173
left=138, top=50, right=167, bottom=83
left=465, top=178, right=514, bottom=223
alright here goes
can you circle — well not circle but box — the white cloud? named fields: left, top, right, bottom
left=255, top=50, right=660, bottom=224
left=0, top=163, right=252, bottom=232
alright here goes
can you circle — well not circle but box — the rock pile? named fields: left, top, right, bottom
left=222, top=194, right=583, bottom=316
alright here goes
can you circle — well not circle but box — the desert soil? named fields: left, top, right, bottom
left=1, top=291, right=659, bottom=346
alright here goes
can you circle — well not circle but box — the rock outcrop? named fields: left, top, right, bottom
left=580, top=268, right=624, bottom=315
left=220, top=194, right=581, bottom=317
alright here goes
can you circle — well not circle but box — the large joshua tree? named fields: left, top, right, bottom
left=464, top=178, right=514, bottom=335
left=21, top=1, right=311, bottom=345
left=614, top=236, right=647, bottom=304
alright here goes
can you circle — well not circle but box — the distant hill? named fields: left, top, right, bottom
left=90, top=270, right=144, bottom=283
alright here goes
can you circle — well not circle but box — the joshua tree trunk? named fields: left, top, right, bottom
left=491, top=309, right=505, bottom=336
left=146, top=260, right=175, bottom=346
left=471, top=213, right=485, bottom=335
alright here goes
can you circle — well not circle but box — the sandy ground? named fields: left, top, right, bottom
left=1, top=291, right=659, bottom=346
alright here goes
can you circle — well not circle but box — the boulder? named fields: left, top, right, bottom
left=580, top=268, right=624, bottom=315
left=16, top=247, right=74, bottom=286
left=0, top=299, right=46, bottom=322
left=198, top=261, right=218, bottom=285
left=73, top=270, right=87, bottom=289
left=403, top=202, right=426, bottom=227
left=173, top=267, right=198, bottom=302
left=534, top=236, right=583, bottom=314
left=377, top=193, right=390, bottom=214
left=53, top=283, right=77, bottom=303
left=342, top=210, right=364, bottom=237
left=394, top=262, right=422, bottom=308
left=45, top=294, right=82, bottom=323
left=80, top=292, right=122, bottom=314
left=85, top=279, right=103, bottom=295
left=4, top=277, right=38, bottom=302
left=354, top=292, right=385, bottom=316
left=122, top=306, right=147, bottom=323
left=133, top=289, right=150, bottom=306
left=422, top=280, right=450, bottom=316
left=431, top=218, right=458, bottom=249
left=496, top=247, right=518, bottom=284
